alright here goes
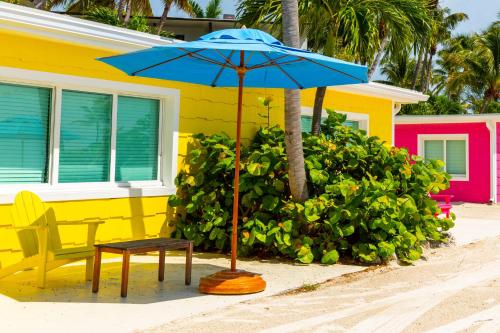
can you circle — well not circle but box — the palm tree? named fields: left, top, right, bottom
left=238, top=0, right=430, bottom=135
left=157, top=0, right=193, bottom=35
left=188, top=0, right=223, bottom=18
left=418, top=5, right=468, bottom=93
left=281, top=0, right=309, bottom=202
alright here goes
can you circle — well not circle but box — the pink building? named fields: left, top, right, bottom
left=395, top=114, right=500, bottom=203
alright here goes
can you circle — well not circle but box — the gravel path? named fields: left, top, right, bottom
left=145, top=236, right=500, bottom=333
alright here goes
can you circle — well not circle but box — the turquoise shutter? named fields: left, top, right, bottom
left=0, top=83, right=51, bottom=183
left=301, top=115, right=312, bottom=133
left=446, top=140, right=466, bottom=175
left=115, top=96, right=159, bottom=181
left=424, top=140, right=444, bottom=162
left=343, top=120, right=359, bottom=130
left=59, top=90, right=112, bottom=183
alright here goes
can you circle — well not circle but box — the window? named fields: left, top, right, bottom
left=116, top=96, right=160, bottom=182
left=420, top=135, right=468, bottom=180
left=0, top=83, right=51, bottom=184
left=300, top=115, right=361, bottom=133
left=59, top=90, right=112, bottom=183
left=0, top=68, right=179, bottom=203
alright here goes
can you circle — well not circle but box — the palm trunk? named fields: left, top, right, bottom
left=282, top=0, right=309, bottom=202
left=116, top=0, right=127, bottom=22
left=368, top=34, right=390, bottom=81
left=124, top=0, right=132, bottom=26
left=311, top=87, right=326, bottom=135
left=423, top=52, right=434, bottom=93
left=157, top=3, right=172, bottom=35
left=419, top=51, right=428, bottom=93
left=411, top=46, right=424, bottom=90
left=478, top=95, right=493, bottom=114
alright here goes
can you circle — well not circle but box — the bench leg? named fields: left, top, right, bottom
left=158, top=250, right=165, bottom=282
left=92, top=248, right=101, bottom=293
left=121, top=251, right=130, bottom=298
left=185, top=242, right=193, bottom=285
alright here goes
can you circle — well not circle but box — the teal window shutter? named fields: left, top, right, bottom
left=424, top=140, right=444, bottom=162
left=115, top=96, right=160, bottom=181
left=301, top=115, right=312, bottom=133
left=446, top=140, right=466, bottom=175
left=0, top=83, right=51, bottom=184
left=59, top=90, right=112, bottom=183
left=343, top=120, right=359, bottom=130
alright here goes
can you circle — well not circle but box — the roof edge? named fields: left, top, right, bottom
left=395, top=113, right=500, bottom=124
left=0, top=2, right=178, bottom=52
left=329, top=82, right=429, bottom=104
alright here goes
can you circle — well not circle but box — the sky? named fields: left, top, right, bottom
left=162, top=0, right=499, bottom=34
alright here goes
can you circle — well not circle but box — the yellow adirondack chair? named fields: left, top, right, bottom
left=0, top=191, right=103, bottom=288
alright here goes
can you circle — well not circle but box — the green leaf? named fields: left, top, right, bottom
left=310, top=169, right=329, bottom=185
left=262, top=195, right=279, bottom=211
left=297, top=246, right=314, bottom=264
left=321, top=250, right=339, bottom=265
left=283, top=220, right=293, bottom=233
left=341, top=224, right=355, bottom=237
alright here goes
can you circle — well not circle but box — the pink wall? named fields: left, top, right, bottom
left=395, top=122, right=491, bottom=203
left=497, top=123, right=500, bottom=203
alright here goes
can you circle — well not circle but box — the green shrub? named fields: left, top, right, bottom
left=169, top=111, right=454, bottom=264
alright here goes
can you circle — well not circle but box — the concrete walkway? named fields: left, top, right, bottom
left=450, top=203, right=500, bottom=245
left=0, top=203, right=498, bottom=333
left=0, top=251, right=364, bottom=333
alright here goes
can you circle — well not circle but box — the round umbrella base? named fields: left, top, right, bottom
left=199, top=269, right=266, bottom=295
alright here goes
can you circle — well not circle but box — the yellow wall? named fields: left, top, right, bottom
left=301, top=88, right=394, bottom=143
left=0, top=28, right=394, bottom=268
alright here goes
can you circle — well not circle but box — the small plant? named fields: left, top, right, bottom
left=169, top=111, right=454, bottom=265
left=257, top=96, right=274, bottom=127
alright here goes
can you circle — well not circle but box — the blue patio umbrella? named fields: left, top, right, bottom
left=99, top=28, right=367, bottom=294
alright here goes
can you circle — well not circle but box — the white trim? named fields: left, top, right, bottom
left=417, top=134, right=469, bottom=181
left=0, top=2, right=177, bottom=52
left=0, top=66, right=180, bottom=204
left=301, top=107, right=369, bottom=134
left=0, top=66, right=179, bottom=98
left=0, top=184, right=176, bottom=204
left=486, top=121, right=497, bottom=203
left=329, top=82, right=428, bottom=105
left=396, top=114, right=500, bottom=124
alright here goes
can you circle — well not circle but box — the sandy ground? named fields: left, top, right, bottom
left=145, top=238, right=500, bottom=332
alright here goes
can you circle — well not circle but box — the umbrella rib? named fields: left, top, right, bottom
left=260, top=52, right=303, bottom=89
left=249, top=58, right=305, bottom=70
left=210, top=50, right=236, bottom=87
left=131, top=49, right=205, bottom=76
left=301, top=58, right=365, bottom=82
left=243, top=51, right=256, bottom=67
left=213, top=49, right=237, bottom=67
left=247, top=54, right=290, bottom=70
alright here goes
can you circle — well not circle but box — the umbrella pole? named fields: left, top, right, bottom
left=230, top=68, right=244, bottom=272
left=198, top=52, right=266, bottom=294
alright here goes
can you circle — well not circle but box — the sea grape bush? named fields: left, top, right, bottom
left=169, top=111, right=454, bottom=264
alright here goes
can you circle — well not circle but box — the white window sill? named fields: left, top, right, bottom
left=0, top=184, right=176, bottom=204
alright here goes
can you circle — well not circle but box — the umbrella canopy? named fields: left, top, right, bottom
left=99, top=28, right=367, bottom=295
left=99, top=29, right=367, bottom=89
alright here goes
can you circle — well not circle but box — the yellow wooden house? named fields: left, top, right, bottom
left=0, top=2, right=426, bottom=271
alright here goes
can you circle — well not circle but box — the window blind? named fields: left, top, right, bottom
left=424, top=140, right=444, bottom=162
left=446, top=140, right=466, bottom=175
left=59, top=90, right=112, bottom=183
left=115, top=96, right=159, bottom=181
left=0, top=83, right=51, bottom=184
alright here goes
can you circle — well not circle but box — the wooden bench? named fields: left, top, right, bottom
left=92, top=238, right=193, bottom=297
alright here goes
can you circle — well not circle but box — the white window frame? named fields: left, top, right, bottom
left=301, top=107, right=369, bottom=134
left=417, top=134, right=469, bottom=181
left=0, top=66, right=180, bottom=203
